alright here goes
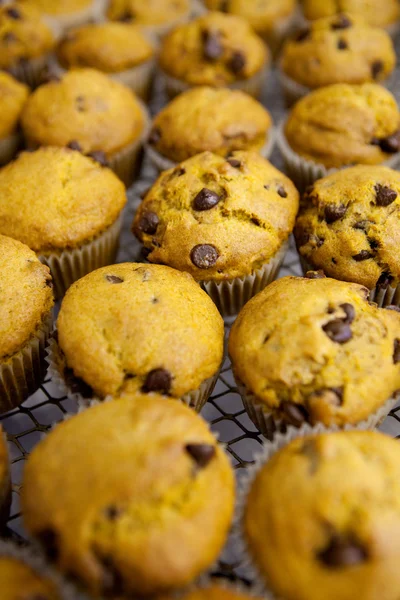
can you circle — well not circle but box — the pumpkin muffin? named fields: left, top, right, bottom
left=280, top=14, right=396, bottom=105
left=295, top=165, right=400, bottom=307
left=301, top=0, right=400, bottom=31
left=0, top=72, right=29, bottom=166
left=0, top=235, right=53, bottom=412
left=159, top=11, right=269, bottom=98
left=0, top=427, right=10, bottom=528
left=21, top=68, right=149, bottom=185
left=22, top=394, right=235, bottom=596
left=0, top=147, right=126, bottom=298
left=106, top=0, right=191, bottom=37
left=242, top=430, right=400, bottom=600
left=0, top=2, right=56, bottom=87
left=147, top=87, right=273, bottom=170
left=132, top=151, right=299, bottom=316
left=19, top=0, right=106, bottom=32
left=229, top=275, right=400, bottom=438
left=278, top=83, right=400, bottom=191
left=56, top=22, right=155, bottom=98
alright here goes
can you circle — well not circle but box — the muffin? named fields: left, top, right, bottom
left=278, top=83, right=400, bottom=191
left=21, top=68, right=149, bottom=186
left=0, top=426, right=11, bottom=528
left=295, top=165, right=400, bottom=307
left=50, top=263, right=224, bottom=409
left=0, top=72, right=29, bottom=167
left=133, top=151, right=299, bottom=316
left=229, top=275, right=400, bottom=438
left=280, top=14, right=396, bottom=106
left=147, top=86, right=273, bottom=171
left=0, top=2, right=56, bottom=87
left=241, top=430, right=400, bottom=600
left=19, top=0, right=106, bottom=33
left=106, top=0, right=191, bottom=37
left=159, top=580, right=264, bottom=600
left=0, top=147, right=126, bottom=298
left=0, top=234, right=53, bottom=412
left=22, top=394, right=235, bottom=596
left=56, top=22, right=155, bottom=98
left=159, top=11, right=269, bottom=99
left=301, top=0, right=400, bottom=33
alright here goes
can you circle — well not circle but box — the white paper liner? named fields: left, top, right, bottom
left=9, top=54, right=50, bottom=89
left=0, top=132, right=22, bottom=166
left=111, top=58, right=155, bottom=100
left=259, top=12, right=298, bottom=59
left=39, top=214, right=122, bottom=299
left=43, top=0, right=107, bottom=33
left=0, top=311, right=53, bottom=414
left=276, top=120, right=400, bottom=192
left=199, top=240, right=288, bottom=318
left=146, top=128, right=276, bottom=173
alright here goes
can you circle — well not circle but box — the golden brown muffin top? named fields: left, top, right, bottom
left=133, top=151, right=299, bottom=282
left=149, top=87, right=272, bottom=163
left=106, top=0, right=190, bottom=25
left=244, top=430, right=400, bottom=600
left=282, top=14, right=395, bottom=89
left=22, top=395, right=235, bottom=596
left=0, top=556, right=62, bottom=600
left=57, top=263, right=224, bottom=398
left=284, top=83, right=400, bottom=169
left=21, top=68, right=145, bottom=156
left=57, top=22, right=154, bottom=73
left=302, top=0, right=400, bottom=29
left=0, top=72, right=29, bottom=140
left=19, top=0, right=93, bottom=15
left=229, top=275, right=400, bottom=427
left=159, top=12, right=268, bottom=86
left=0, top=235, right=53, bottom=361
left=205, top=0, right=296, bottom=35
left=295, top=165, right=400, bottom=289
left=0, top=147, right=126, bottom=254
left=0, top=2, right=55, bottom=69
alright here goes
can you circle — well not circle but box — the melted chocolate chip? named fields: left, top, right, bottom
left=64, top=368, right=93, bottom=398
left=294, top=27, right=311, bottom=42
left=352, top=250, right=373, bottom=261
left=148, top=127, right=161, bottom=145
left=374, top=184, right=397, bottom=206
left=378, top=131, right=400, bottom=153
left=280, top=401, right=309, bottom=428
left=228, top=51, right=246, bottom=74
left=305, top=270, right=326, bottom=279
left=385, top=305, right=400, bottom=312
left=87, top=150, right=109, bottom=167
left=371, top=59, right=383, bottom=79
left=190, top=244, right=219, bottom=268
left=66, top=140, right=82, bottom=152
left=137, top=211, right=159, bottom=235
left=324, top=203, right=347, bottom=223
left=376, top=271, right=393, bottom=290
left=193, top=188, right=220, bottom=211
left=322, top=320, right=352, bottom=343
left=318, top=535, right=368, bottom=568
left=105, top=275, right=123, bottom=284
left=331, top=14, right=352, bottom=29
left=340, top=303, right=355, bottom=324
left=118, top=10, right=133, bottom=21
left=227, top=157, right=241, bottom=168
left=277, top=185, right=287, bottom=198
left=37, top=529, right=59, bottom=562
left=393, top=339, right=400, bottom=364
left=104, top=505, right=122, bottom=520
left=185, top=444, right=216, bottom=468
left=6, top=6, right=21, bottom=19
left=142, top=368, right=172, bottom=394
left=202, top=29, right=223, bottom=61
left=173, top=167, right=186, bottom=177
left=337, top=38, right=348, bottom=50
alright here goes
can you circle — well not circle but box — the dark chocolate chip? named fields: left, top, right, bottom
left=185, top=444, right=216, bottom=468
left=393, top=339, right=400, bottom=364
left=87, top=150, right=109, bottom=167
left=37, top=529, right=59, bottom=562
left=66, top=140, right=82, bottom=152
left=353, top=220, right=371, bottom=230
left=202, top=29, right=223, bottom=61
left=318, top=535, right=368, bottom=568
left=371, top=59, right=383, bottom=79
left=45, top=277, right=53, bottom=288
left=339, top=303, right=355, bottom=324
left=193, top=188, right=221, bottom=211
left=137, top=211, right=159, bottom=235
left=148, top=127, right=161, bottom=145
left=374, top=183, right=397, bottom=206
left=277, top=185, right=287, bottom=198
left=142, top=368, right=172, bottom=394
left=376, top=271, right=393, bottom=290
left=377, top=131, right=400, bottom=153
left=6, top=6, right=21, bottom=19
left=104, top=505, right=122, bottom=520
left=324, top=203, right=347, bottom=223
left=64, top=367, right=93, bottom=398
left=385, top=305, right=400, bottom=312
left=227, top=157, right=241, bottom=168
left=118, top=10, right=133, bottom=21
left=280, top=401, right=309, bottom=428
left=173, top=167, right=186, bottom=176
left=322, top=319, right=352, bottom=343
left=75, top=95, right=85, bottom=112
left=219, top=0, right=229, bottom=10
left=305, top=270, right=326, bottom=279
left=190, top=244, right=219, bottom=268
left=105, top=275, right=123, bottom=284
left=368, top=238, right=379, bottom=250
left=352, top=250, right=373, bottom=261
left=294, top=27, right=311, bottom=42
left=331, top=14, right=352, bottom=29
left=337, top=38, right=348, bottom=50
left=228, top=51, right=246, bottom=74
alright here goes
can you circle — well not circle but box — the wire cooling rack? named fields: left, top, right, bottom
left=3, top=54, right=400, bottom=580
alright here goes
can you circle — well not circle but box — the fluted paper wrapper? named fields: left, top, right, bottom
left=39, top=214, right=122, bottom=299
left=111, top=58, right=155, bottom=100
left=0, top=132, right=22, bottom=166
left=168, top=575, right=269, bottom=599
left=9, top=54, right=50, bottom=89
left=0, top=428, right=11, bottom=529
left=0, top=311, right=53, bottom=414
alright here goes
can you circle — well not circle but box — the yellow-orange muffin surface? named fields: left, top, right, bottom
left=0, top=72, right=29, bottom=140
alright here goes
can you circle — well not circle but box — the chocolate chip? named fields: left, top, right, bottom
left=219, top=0, right=229, bottom=10
left=371, top=60, right=383, bottom=79
left=280, top=401, right=309, bottom=428
left=173, top=167, right=186, bottom=177
left=277, top=185, right=287, bottom=198
left=37, top=529, right=59, bottom=562
left=318, top=535, right=368, bottom=567
left=142, top=368, right=172, bottom=394
left=193, top=188, right=220, bottom=211
left=294, top=27, right=311, bottom=42
left=148, top=127, right=161, bottom=145
left=376, top=271, right=393, bottom=290
left=104, top=505, right=122, bottom=520
left=322, top=320, right=352, bottom=343
left=377, top=131, right=400, bottom=153
left=6, top=6, right=21, bottom=19
left=190, top=244, right=219, bottom=268
left=137, top=211, right=159, bottom=235
left=393, top=339, right=400, bottom=364
left=337, top=38, right=348, bottom=50
left=353, top=220, right=371, bottom=230
left=228, top=51, right=246, bottom=74
left=305, top=270, right=326, bottom=279
left=66, top=140, right=82, bottom=152
left=202, top=30, right=223, bottom=61
left=331, top=14, right=352, bottom=29
left=64, top=367, right=93, bottom=398
left=374, top=184, right=397, bottom=206
left=352, top=250, right=373, bottom=261
left=227, top=157, right=241, bottom=168
left=87, top=150, right=109, bottom=167
left=324, top=203, right=347, bottom=223
left=185, top=444, right=216, bottom=468
left=118, top=10, right=133, bottom=21
left=105, top=275, right=123, bottom=284
left=385, top=305, right=400, bottom=312
left=75, top=95, right=85, bottom=112
left=340, top=303, right=355, bottom=324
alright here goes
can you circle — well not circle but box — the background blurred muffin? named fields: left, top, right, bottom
left=0, top=72, right=29, bottom=166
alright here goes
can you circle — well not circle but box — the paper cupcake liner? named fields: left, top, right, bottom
left=276, top=120, right=400, bottom=193
left=0, top=428, right=11, bottom=530
left=0, top=132, right=22, bottom=166
left=146, top=128, right=276, bottom=174
left=169, top=574, right=267, bottom=599
left=39, top=214, right=122, bottom=299
left=9, top=54, right=51, bottom=89
left=199, top=240, right=288, bottom=318
left=43, top=0, right=107, bottom=33
left=0, top=311, right=53, bottom=414
left=111, top=58, right=156, bottom=100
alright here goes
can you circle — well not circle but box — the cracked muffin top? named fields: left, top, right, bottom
left=0, top=147, right=126, bottom=254
left=229, top=275, right=400, bottom=427
left=281, top=14, right=395, bottom=89
left=244, top=430, right=400, bottom=600
left=57, top=263, right=224, bottom=399
left=22, top=394, right=235, bottom=596
left=148, top=87, right=272, bottom=163
left=295, top=165, right=400, bottom=289
left=301, top=0, right=400, bottom=29
left=284, top=83, right=400, bottom=168
left=0, top=72, right=29, bottom=140
left=132, top=151, right=299, bottom=282
left=159, top=12, right=268, bottom=87
left=106, top=0, right=190, bottom=25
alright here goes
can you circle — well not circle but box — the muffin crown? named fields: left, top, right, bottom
left=106, top=0, right=189, bottom=25
left=0, top=72, right=29, bottom=139
left=205, top=0, right=296, bottom=33
left=302, top=0, right=400, bottom=28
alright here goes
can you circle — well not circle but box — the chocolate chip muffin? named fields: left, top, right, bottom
left=19, top=0, right=106, bottom=33
left=0, top=234, right=53, bottom=412
left=22, top=394, right=235, bottom=596
left=159, top=11, right=269, bottom=99
left=0, top=147, right=126, bottom=298
left=21, top=68, right=149, bottom=185
left=106, top=0, right=191, bottom=37
left=301, top=0, right=400, bottom=31
left=295, top=165, right=400, bottom=307
left=132, top=151, right=299, bottom=316
left=0, top=72, right=29, bottom=166
left=56, top=22, right=155, bottom=98
left=280, top=14, right=396, bottom=105
left=147, top=87, right=273, bottom=170
left=242, top=430, right=400, bottom=600
left=278, top=83, right=400, bottom=191
left=229, top=275, right=400, bottom=438
left=0, top=427, right=11, bottom=528
left=52, top=263, right=224, bottom=409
